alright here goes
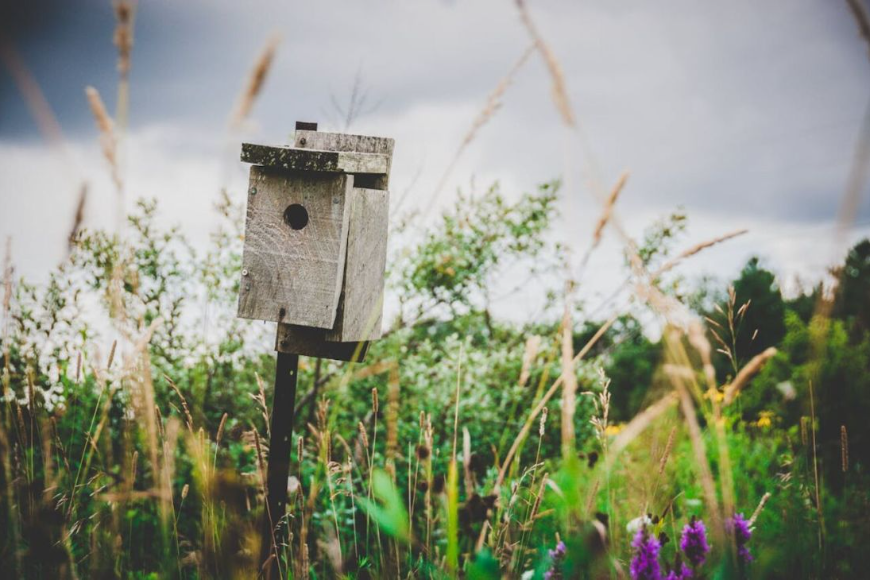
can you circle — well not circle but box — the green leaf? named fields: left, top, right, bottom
left=358, top=469, right=409, bottom=543
left=467, top=548, right=500, bottom=580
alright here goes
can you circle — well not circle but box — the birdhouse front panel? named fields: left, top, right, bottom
left=238, top=166, right=353, bottom=328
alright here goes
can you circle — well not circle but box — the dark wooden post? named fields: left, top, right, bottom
left=260, top=351, right=299, bottom=579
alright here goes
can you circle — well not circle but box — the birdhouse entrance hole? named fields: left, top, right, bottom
left=283, top=203, right=309, bottom=230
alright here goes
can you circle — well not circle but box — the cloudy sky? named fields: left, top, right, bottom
left=2, top=0, right=870, bottom=321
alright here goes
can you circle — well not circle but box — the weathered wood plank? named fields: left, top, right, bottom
left=237, top=166, right=352, bottom=327
left=275, top=323, right=370, bottom=362
left=241, top=144, right=389, bottom=174
left=327, top=187, right=390, bottom=342
left=295, top=130, right=394, bottom=190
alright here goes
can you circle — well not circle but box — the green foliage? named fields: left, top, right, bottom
left=596, top=316, right=661, bottom=421
left=2, top=181, right=869, bottom=579
left=705, top=241, right=870, bottom=576
left=359, top=470, right=410, bottom=543
left=635, top=209, right=688, bottom=269
left=398, top=181, right=559, bottom=317
left=703, top=257, right=786, bottom=382
left=833, top=238, right=870, bottom=333
left=466, top=548, right=499, bottom=580
left=732, top=257, right=786, bottom=361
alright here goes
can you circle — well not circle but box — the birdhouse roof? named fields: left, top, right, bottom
left=241, top=143, right=389, bottom=175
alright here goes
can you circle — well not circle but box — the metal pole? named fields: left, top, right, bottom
left=260, top=351, right=299, bottom=579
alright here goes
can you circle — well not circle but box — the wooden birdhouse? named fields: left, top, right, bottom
left=238, top=122, right=394, bottom=362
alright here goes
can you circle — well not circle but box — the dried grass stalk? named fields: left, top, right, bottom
left=451, top=348, right=463, bottom=462
left=847, top=0, right=870, bottom=62
left=230, top=34, right=280, bottom=128
left=165, top=375, right=194, bottom=433
left=723, top=347, right=778, bottom=405
left=528, top=474, right=549, bottom=527
left=584, top=477, right=600, bottom=516
left=749, top=492, right=772, bottom=526
left=0, top=43, right=66, bottom=146
left=519, top=335, right=542, bottom=388
left=841, top=425, right=849, bottom=472
left=461, top=44, right=534, bottom=152
left=515, top=0, right=575, bottom=126
left=2, top=237, right=10, bottom=394
left=559, top=296, right=577, bottom=460
left=67, top=183, right=88, bottom=253
left=495, top=315, right=617, bottom=489
left=357, top=421, right=369, bottom=455
left=85, top=86, right=122, bottom=191
left=424, top=44, right=534, bottom=215
left=386, top=366, right=400, bottom=475
left=592, top=172, right=629, bottom=247
left=106, top=339, right=117, bottom=370
left=689, top=320, right=737, bottom=524
left=675, top=372, right=723, bottom=543
left=610, top=393, right=678, bottom=458
left=658, top=426, right=677, bottom=479
left=687, top=320, right=717, bottom=393
left=462, top=427, right=474, bottom=494
left=653, top=229, right=748, bottom=279
left=539, top=405, right=548, bottom=437
left=113, top=1, right=135, bottom=78
left=216, top=412, right=228, bottom=446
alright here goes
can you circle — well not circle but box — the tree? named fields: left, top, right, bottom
left=600, top=316, right=661, bottom=421
left=833, top=238, right=870, bottom=335
left=733, top=258, right=786, bottom=360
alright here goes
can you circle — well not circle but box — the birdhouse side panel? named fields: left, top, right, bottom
left=327, top=187, right=390, bottom=343
left=237, top=166, right=352, bottom=328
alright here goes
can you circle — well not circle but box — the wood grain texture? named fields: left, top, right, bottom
left=295, top=130, right=394, bottom=190
left=241, top=144, right=389, bottom=174
left=275, top=323, right=370, bottom=362
left=238, top=166, right=352, bottom=327
left=327, top=187, right=390, bottom=342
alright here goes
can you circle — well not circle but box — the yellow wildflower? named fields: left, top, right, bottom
left=756, top=411, right=773, bottom=429
left=704, top=390, right=725, bottom=403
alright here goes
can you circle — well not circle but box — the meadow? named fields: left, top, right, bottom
left=2, top=1, right=870, bottom=579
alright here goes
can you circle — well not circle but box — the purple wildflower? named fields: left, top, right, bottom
left=665, top=562, right=692, bottom=580
left=544, top=540, right=566, bottom=579
left=727, top=513, right=753, bottom=564
left=630, top=527, right=662, bottom=580
left=679, top=516, right=710, bottom=568
left=548, top=540, right=566, bottom=560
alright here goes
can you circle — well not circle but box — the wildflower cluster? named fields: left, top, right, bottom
left=629, top=514, right=718, bottom=580
left=544, top=540, right=566, bottom=579
left=665, top=561, right=692, bottom=580
left=728, top=513, right=753, bottom=565
left=680, top=516, right=710, bottom=569
left=630, top=527, right=663, bottom=580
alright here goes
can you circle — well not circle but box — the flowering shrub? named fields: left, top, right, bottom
left=627, top=514, right=755, bottom=579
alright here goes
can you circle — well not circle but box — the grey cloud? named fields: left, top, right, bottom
left=2, top=0, right=870, bottom=290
